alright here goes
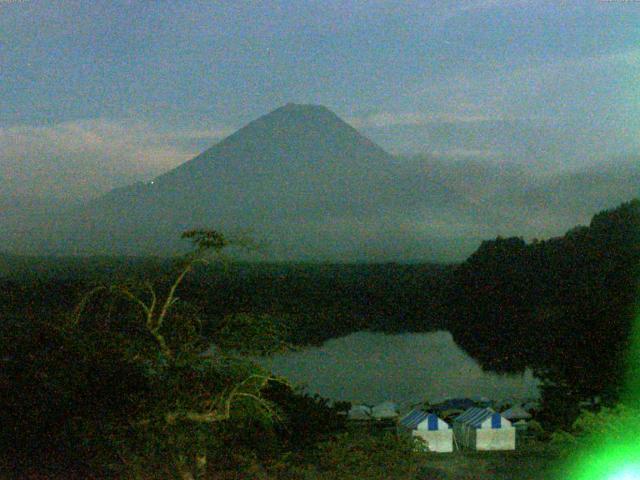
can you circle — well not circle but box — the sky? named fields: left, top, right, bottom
left=1, top=0, right=640, bottom=200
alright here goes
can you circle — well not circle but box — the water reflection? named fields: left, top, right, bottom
left=258, top=331, right=539, bottom=407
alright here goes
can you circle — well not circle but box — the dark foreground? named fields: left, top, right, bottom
left=0, top=441, right=562, bottom=480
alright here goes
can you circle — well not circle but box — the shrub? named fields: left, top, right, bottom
left=284, top=432, right=422, bottom=480
left=0, top=231, right=292, bottom=479
left=550, top=403, right=640, bottom=452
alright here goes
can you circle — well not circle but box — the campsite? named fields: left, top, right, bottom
left=340, top=397, right=556, bottom=479
left=350, top=398, right=535, bottom=452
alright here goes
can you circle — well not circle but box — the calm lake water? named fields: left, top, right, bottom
left=257, top=331, right=539, bottom=407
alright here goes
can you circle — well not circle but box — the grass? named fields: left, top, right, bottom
left=0, top=442, right=564, bottom=479
left=415, top=441, right=559, bottom=480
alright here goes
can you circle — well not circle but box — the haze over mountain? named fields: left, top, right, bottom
left=398, top=153, right=640, bottom=241
left=1, top=104, right=638, bottom=262
left=0, top=105, right=485, bottom=260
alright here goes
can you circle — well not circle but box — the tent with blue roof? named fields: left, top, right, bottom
left=399, top=409, right=453, bottom=452
left=453, top=407, right=515, bottom=451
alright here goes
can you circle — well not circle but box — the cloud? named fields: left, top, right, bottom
left=503, top=47, right=640, bottom=92
left=348, top=111, right=499, bottom=129
left=428, top=148, right=499, bottom=158
left=0, top=118, right=230, bottom=200
left=389, top=44, right=640, bottom=164
left=452, top=0, right=535, bottom=15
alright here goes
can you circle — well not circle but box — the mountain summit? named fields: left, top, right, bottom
left=38, top=104, right=407, bottom=258
left=155, top=103, right=391, bottom=189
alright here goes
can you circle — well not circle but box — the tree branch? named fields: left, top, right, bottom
left=72, top=285, right=108, bottom=325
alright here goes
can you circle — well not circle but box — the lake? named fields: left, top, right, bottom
left=258, top=330, right=539, bottom=407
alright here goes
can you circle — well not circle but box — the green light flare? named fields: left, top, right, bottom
left=556, top=304, right=640, bottom=480
left=557, top=441, right=640, bottom=480
left=622, top=305, right=640, bottom=409
left=551, top=431, right=640, bottom=478
left=607, top=466, right=640, bottom=480
left=544, top=200, right=640, bottom=479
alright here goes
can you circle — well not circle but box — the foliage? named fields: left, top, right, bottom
left=266, top=432, right=423, bottom=480
left=0, top=230, right=298, bottom=479
left=550, top=404, right=640, bottom=449
left=214, top=312, right=291, bottom=355
left=446, top=199, right=640, bottom=428
left=262, top=383, right=347, bottom=451
left=0, top=313, right=150, bottom=477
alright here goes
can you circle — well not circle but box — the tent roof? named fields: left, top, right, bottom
left=349, top=404, right=371, bottom=411
left=502, top=405, right=532, bottom=420
left=372, top=400, right=397, bottom=409
left=471, top=395, right=492, bottom=405
left=400, top=409, right=429, bottom=428
left=454, top=407, right=509, bottom=428
left=400, top=410, right=450, bottom=430
left=347, top=405, right=371, bottom=419
left=371, top=401, right=398, bottom=418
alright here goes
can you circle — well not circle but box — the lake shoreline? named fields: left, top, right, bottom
left=256, top=330, right=540, bottom=407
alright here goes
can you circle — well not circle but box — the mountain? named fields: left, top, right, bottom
left=13, top=104, right=485, bottom=260
left=7, top=104, right=635, bottom=261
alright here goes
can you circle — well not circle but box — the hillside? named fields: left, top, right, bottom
left=445, top=198, right=640, bottom=423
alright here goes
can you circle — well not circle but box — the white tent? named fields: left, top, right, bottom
left=453, top=407, right=515, bottom=451
left=501, top=405, right=532, bottom=421
left=371, top=401, right=399, bottom=419
left=347, top=404, right=372, bottom=420
left=399, top=409, right=453, bottom=452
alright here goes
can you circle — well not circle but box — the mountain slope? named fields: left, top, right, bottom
left=30, top=104, right=481, bottom=260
